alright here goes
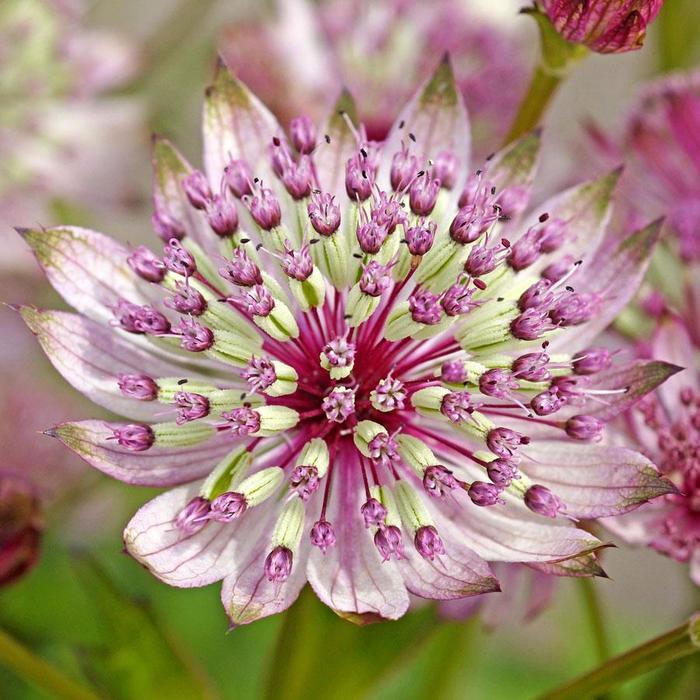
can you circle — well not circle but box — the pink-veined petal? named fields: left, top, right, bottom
left=306, top=462, right=410, bottom=623
left=202, top=60, right=283, bottom=187
left=19, top=308, right=220, bottom=421
left=396, top=513, right=498, bottom=600
left=379, top=56, right=470, bottom=201
left=49, top=420, right=231, bottom=486
left=124, top=482, right=238, bottom=587
left=521, top=441, right=675, bottom=518
left=18, top=226, right=155, bottom=323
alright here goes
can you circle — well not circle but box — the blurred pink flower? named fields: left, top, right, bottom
left=19, top=60, right=675, bottom=625
left=0, top=0, right=145, bottom=273
left=221, top=0, right=529, bottom=153
left=0, top=472, right=42, bottom=587
left=604, top=313, right=700, bottom=584
left=538, top=0, right=664, bottom=53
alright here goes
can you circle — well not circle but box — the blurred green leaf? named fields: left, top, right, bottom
left=70, top=554, right=218, bottom=700
left=264, top=587, right=442, bottom=700
left=656, top=0, right=700, bottom=73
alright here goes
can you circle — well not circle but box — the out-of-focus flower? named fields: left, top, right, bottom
left=537, top=0, right=664, bottom=54
left=0, top=473, right=42, bottom=587
left=605, top=313, right=700, bottom=584
left=20, top=59, right=675, bottom=625
left=588, top=71, right=700, bottom=264
left=0, top=0, right=144, bottom=273
left=221, top=0, right=529, bottom=152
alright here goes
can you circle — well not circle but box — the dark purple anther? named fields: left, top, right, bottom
left=524, top=485, right=563, bottom=518
left=290, top=115, right=316, bottom=154
left=165, top=281, right=207, bottom=316
left=431, top=150, right=459, bottom=190
left=479, top=368, right=519, bottom=399
left=468, top=481, right=504, bottom=506
left=112, top=424, right=155, bottom=452
left=374, top=526, right=405, bottom=561
left=356, top=221, right=388, bottom=254
left=464, top=245, right=498, bottom=277
left=512, top=351, right=551, bottom=382
left=441, top=282, right=479, bottom=317
left=243, top=285, right=275, bottom=317
left=518, top=279, right=554, bottom=311
left=405, top=221, right=436, bottom=256
left=219, top=248, right=263, bottom=287
left=573, top=347, right=613, bottom=375
left=164, top=238, right=196, bottom=277
left=205, top=192, right=239, bottom=237
left=127, top=246, right=166, bottom=283
left=449, top=207, right=482, bottom=245
left=565, top=415, right=604, bottom=441
left=507, top=228, right=543, bottom=271
left=361, top=498, right=387, bottom=528
left=549, top=292, right=599, bottom=327
left=241, top=356, right=277, bottom=392
left=209, top=491, right=247, bottom=522
left=290, top=465, right=320, bottom=501
left=539, top=218, right=567, bottom=253
left=409, top=289, right=442, bottom=325
left=531, top=389, right=566, bottom=416
left=224, top=159, right=253, bottom=198
left=310, top=520, right=336, bottom=553
left=423, top=465, right=459, bottom=498
left=511, top=308, right=553, bottom=341
left=486, top=427, right=529, bottom=457
left=182, top=169, right=212, bottom=210
left=359, top=260, right=392, bottom=297
left=486, top=458, right=520, bottom=487
left=441, top=360, right=467, bottom=384
left=249, top=188, right=282, bottom=230
left=440, top=391, right=474, bottom=423
left=390, top=143, right=419, bottom=192
left=308, top=191, right=341, bottom=236
left=414, top=525, right=446, bottom=560
left=542, top=255, right=576, bottom=282
left=174, top=391, right=210, bottom=424
left=264, top=546, right=293, bottom=582
left=345, top=153, right=374, bottom=201
left=117, top=373, right=158, bottom=401
left=152, top=207, right=185, bottom=241
left=282, top=156, right=313, bottom=200
left=173, top=318, right=214, bottom=352
left=281, top=241, right=313, bottom=281
left=175, top=496, right=211, bottom=534
left=269, top=137, right=294, bottom=178
left=222, top=407, right=261, bottom=436
left=409, top=175, right=440, bottom=216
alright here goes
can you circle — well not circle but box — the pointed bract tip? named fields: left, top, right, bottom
left=43, top=427, right=58, bottom=438
left=14, top=226, right=30, bottom=237
left=596, top=568, right=611, bottom=579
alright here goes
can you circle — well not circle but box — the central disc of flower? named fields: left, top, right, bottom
left=107, top=85, right=641, bottom=589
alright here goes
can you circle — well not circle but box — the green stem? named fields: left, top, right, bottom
left=0, top=628, right=103, bottom=700
left=503, top=8, right=588, bottom=146
left=579, top=579, right=612, bottom=662
left=503, top=65, right=562, bottom=145
left=538, top=613, right=700, bottom=700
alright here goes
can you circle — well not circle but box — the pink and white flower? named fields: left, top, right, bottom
left=20, top=59, right=676, bottom=624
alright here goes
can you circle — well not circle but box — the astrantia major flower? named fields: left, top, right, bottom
left=19, top=59, right=676, bottom=624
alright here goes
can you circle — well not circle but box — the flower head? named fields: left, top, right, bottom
left=539, top=0, right=664, bottom=54
left=21, top=60, right=675, bottom=625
